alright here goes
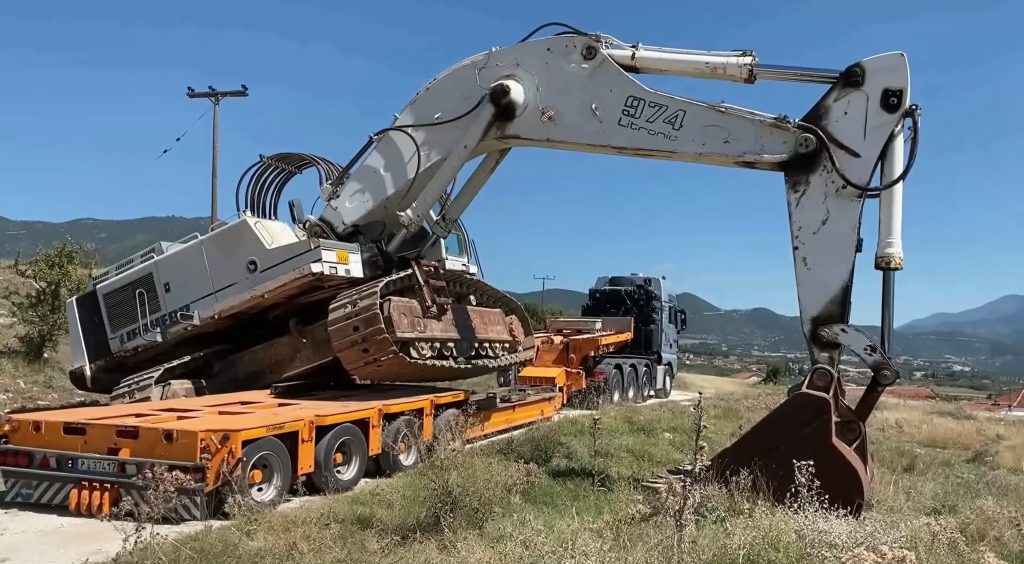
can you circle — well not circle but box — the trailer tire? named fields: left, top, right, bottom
left=232, top=436, right=292, bottom=511
left=310, top=423, right=368, bottom=494
left=432, top=408, right=467, bottom=452
left=624, top=365, right=639, bottom=403
left=496, top=367, right=514, bottom=388
left=605, top=367, right=624, bottom=405
left=379, top=415, right=422, bottom=475
left=638, top=364, right=653, bottom=402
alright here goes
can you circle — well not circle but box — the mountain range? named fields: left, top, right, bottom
left=2, top=215, right=1021, bottom=374
left=507, top=289, right=1024, bottom=375
left=0, top=215, right=209, bottom=265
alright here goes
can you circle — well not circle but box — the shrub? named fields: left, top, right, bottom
left=5, top=237, right=96, bottom=359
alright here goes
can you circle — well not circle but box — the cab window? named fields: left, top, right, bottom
left=444, top=232, right=466, bottom=259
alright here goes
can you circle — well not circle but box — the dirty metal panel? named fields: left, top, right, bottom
left=384, top=297, right=513, bottom=341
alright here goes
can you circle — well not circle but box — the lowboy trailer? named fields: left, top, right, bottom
left=0, top=316, right=664, bottom=521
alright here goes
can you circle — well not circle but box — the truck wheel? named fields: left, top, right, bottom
left=638, top=365, right=653, bottom=402
left=233, top=436, right=292, bottom=511
left=624, top=366, right=639, bottom=403
left=379, top=415, right=422, bottom=475
left=310, top=423, right=368, bottom=494
left=655, top=367, right=674, bottom=399
left=605, top=368, right=624, bottom=405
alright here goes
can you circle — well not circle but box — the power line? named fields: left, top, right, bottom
left=154, top=107, right=212, bottom=161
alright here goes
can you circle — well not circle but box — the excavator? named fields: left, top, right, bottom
left=62, top=23, right=919, bottom=515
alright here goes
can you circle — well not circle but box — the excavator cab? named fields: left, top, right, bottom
left=439, top=223, right=480, bottom=276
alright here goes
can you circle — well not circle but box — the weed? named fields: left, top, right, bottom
left=104, top=466, right=199, bottom=559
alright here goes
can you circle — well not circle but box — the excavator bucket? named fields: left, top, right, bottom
left=706, top=365, right=872, bottom=516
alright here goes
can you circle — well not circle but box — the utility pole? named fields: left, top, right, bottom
left=533, top=274, right=556, bottom=311
left=186, top=84, right=249, bottom=226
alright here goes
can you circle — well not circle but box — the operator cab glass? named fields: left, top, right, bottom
left=444, top=231, right=467, bottom=260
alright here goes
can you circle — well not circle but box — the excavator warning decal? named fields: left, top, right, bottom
left=618, top=95, right=686, bottom=141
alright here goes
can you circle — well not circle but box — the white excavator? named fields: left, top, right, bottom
left=63, top=22, right=919, bottom=514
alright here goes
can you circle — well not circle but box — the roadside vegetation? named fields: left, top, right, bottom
left=108, top=373, right=1024, bottom=564
left=0, top=239, right=106, bottom=412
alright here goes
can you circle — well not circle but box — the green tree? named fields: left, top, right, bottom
left=762, top=358, right=792, bottom=385
left=521, top=302, right=567, bottom=331
left=8, top=238, right=97, bottom=359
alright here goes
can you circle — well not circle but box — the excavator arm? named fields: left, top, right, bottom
left=313, top=25, right=919, bottom=514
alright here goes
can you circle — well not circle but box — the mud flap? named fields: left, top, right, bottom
left=707, top=366, right=871, bottom=516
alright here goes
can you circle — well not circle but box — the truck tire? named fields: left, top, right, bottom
left=638, top=364, right=653, bottom=402
left=604, top=367, right=624, bottom=405
left=379, top=415, right=422, bottom=475
left=624, top=366, right=639, bottom=403
left=232, top=436, right=292, bottom=511
left=310, top=423, right=368, bottom=494
left=655, top=367, right=674, bottom=399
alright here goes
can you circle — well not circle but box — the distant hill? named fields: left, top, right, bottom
left=0, top=215, right=209, bottom=265
left=508, top=286, right=1024, bottom=374
left=899, top=294, right=1024, bottom=340
left=505, top=289, right=589, bottom=313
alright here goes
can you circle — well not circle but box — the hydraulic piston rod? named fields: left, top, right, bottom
left=604, top=45, right=841, bottom=84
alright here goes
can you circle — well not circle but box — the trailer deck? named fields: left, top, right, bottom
left=0, top=382, right=567, bottom=520
left=0, top=317, right=637, bottom=521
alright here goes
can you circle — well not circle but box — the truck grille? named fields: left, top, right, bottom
left=101, top=272, right=162, bottom=334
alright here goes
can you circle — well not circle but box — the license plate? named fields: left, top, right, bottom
left=75, top=458, right=119, bottom=473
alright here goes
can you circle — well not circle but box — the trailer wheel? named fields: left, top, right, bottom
left=605, top=368, right=624, bottom=405
left=624, top=366, right=639, bottom=403
left=638, top=364, right=653, bottom=402
left=496, top=367, right=514, bottom=388
left=379, top=415, right=422, bottom=475
left=233, top=436, right=292, bottom=510
left=310, top=423, right=368, bottom=494
left=432, top=408, right=466, bottom=452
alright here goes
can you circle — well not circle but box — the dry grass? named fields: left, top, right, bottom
left=871, top=397, right=1024, bottom=473
left=0, top=349, right=104, bottom=414
left=106, top=380, right=1024, bottom=564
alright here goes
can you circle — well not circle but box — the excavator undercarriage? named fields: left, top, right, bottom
left=326, top=264, right=534, bottom=383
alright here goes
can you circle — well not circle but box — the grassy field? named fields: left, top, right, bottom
left=105, top=374, right=1024, bottom=564
left=930, top=385, right=993, bottom=400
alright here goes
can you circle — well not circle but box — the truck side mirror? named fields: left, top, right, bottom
left=677, top=308, right=687, bottom=332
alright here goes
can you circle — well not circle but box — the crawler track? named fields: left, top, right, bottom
left=327, top=268, right=535, bottom=383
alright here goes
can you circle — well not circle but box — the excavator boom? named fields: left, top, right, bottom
left=315, top=26, right=919, bottom=513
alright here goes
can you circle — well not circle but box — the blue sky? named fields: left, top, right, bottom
left=1, top=1, right=1020, bottom=326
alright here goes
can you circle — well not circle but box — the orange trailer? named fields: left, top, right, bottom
left=0, top=317, right=639, bottom=521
